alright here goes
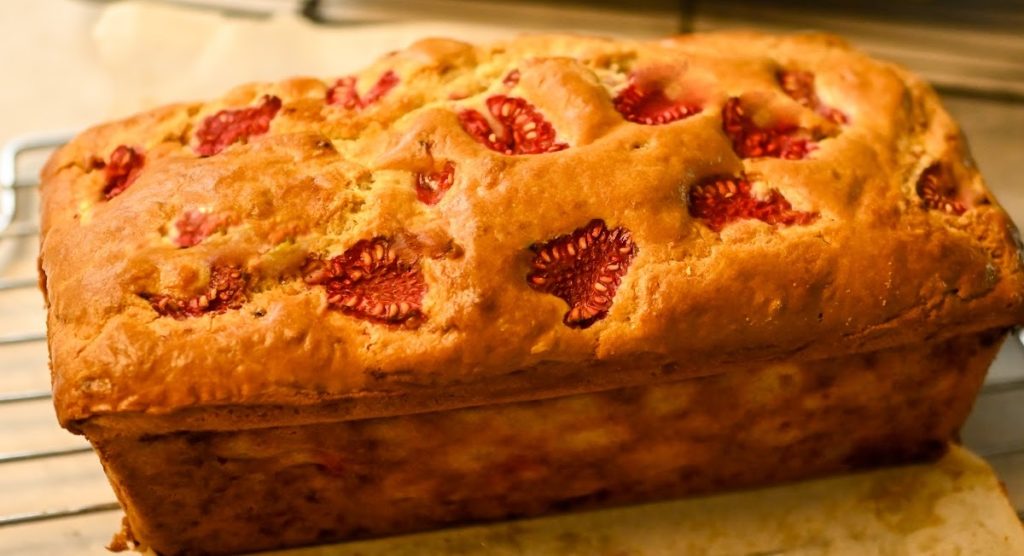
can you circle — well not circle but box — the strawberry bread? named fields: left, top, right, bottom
left=38, top=32, right=1024, bottom=554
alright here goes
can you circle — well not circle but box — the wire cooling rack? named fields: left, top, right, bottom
left=0, top=132, right=122, bottom=531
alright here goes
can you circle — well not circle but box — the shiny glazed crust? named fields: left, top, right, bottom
left=96, top=331, right=1000, bottom=555
left=39, top=32, right=1024, bottom=429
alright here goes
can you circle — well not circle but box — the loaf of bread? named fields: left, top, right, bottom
left=39, top=31, right=1024, bottom=554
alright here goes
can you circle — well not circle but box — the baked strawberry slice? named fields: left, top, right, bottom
left=458, top=95, right=568, bottom=155
left=306, top=238, right=426, bottom=325
left=101, top=145, right=145, bottom=199
left=722, top=98, right=813, bottom=160
left=415, top=161, right=456, bottom=206
left=689, top=175, right=818, bottom=231
left=777, top=69, right=848, bottom=125
left=502, top=69, right=521, bottom=87
left=194, top=95, right=282, bottom=157
left=916, top=163, right=967, bottom=215
left=327, top=70, right=399, bottom=109
left=613, top=75, right=700, bottom=125
left=527, top=219, right=637, bottom=329
left=173, top=210, right=229, bottom=248
left=147, top=265, right=249, bottom=319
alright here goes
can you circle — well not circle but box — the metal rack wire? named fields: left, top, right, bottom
left=0, top=132, right=122, bottom=530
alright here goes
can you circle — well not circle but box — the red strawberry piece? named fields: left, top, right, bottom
left=458, top=109, right=494, bottom=145
left=326, top=70, right=399, bottom=109
left=148, top=265, right=249, bottom=319
left=502, top=69, right=521, bottom=87
left=688, top=175, right=818, bottom=232
left=174, top=210, right=228, bottom=248
left=362, top=70, right=399, bottom=105
left=194, top=95, right=282, bottom=157
left=527, top=219, right=636, bottom=329
left=721, top=97, right=813, bottom=160
left=458, top=95, right=568, bottom=155
left=613, top=75, right=700, bottom=125
left=327, top=76, right=360, bottom=108
left=415, top=161, right=455, bottom=205
left=306, top=238, right=426, bottom=325
left=777, top=69, right=848, bottom=124
left=102, top=145, right=145, bottom=200
left=916, top=164, right=967, bottom=215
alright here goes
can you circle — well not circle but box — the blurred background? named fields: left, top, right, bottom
left=0, top=0, right=1022, bottom=553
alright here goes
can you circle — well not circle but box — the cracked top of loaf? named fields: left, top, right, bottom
left=39, top=31, right=1024, bottom=433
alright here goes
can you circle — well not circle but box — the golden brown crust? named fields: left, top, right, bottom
left=40, top=32, right=1024, bottom=430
